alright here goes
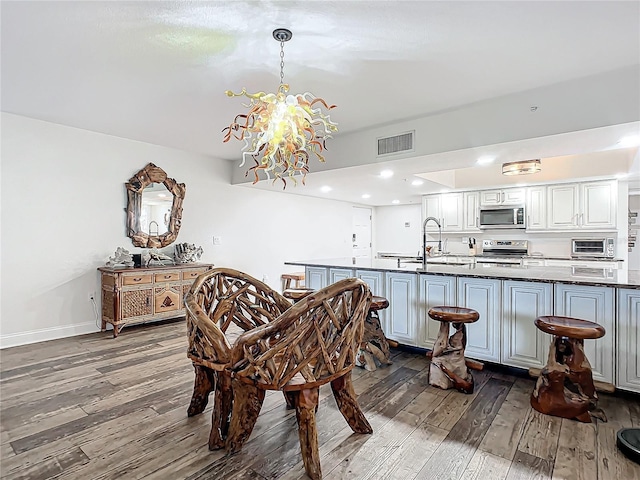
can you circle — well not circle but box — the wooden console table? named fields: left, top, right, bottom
left=98, top=263, right=214, bottom=337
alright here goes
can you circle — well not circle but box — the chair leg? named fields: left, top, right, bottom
left=292, top=388, right=322, bottom=480
left=225, top=379, right=265, bottom=454
left=331, top=371, right=373, bottom=434
left=209, top=372, right=233, bottom=450
left=187, top=364, right=216, bottom=417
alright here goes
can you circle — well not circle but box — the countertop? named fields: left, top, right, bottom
left=286, top=257, right=640, bottom=289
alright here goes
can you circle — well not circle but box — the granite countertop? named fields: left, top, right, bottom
left=286, top=257, right=640, bottom=289
left=377, top=252, right=624, bottom=262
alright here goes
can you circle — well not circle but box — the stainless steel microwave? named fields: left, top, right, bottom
left=571, top=238, right=615, bottom=258
left=479, top=206, right=526, bottom=229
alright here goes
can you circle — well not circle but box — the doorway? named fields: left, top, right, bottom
left=352, top=207, right=372, bottom=259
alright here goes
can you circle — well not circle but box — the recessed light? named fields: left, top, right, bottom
left=320, top=186, right=332, bottom=193
left=476, top=156, right=495, bottom=166
left=411, top=179, right=424, bottom=186
left=391, top=199, right=400, bottom=204
left=617, top=135, right=640, bottom=147
left=380, top=170, right=394, bottom=179
left=361, top=194, right=371, bottom=199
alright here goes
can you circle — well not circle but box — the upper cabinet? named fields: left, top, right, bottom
left=463, top=192, right=481, bottom=231
left=547, top=180, right=616, bottom=230
left=422, top=192, right=464, bottom=232
left=526, top=186, right=547, bottom=231
left=480, top=188, right=525, bottom=206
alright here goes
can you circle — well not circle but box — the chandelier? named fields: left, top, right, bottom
left=502, top=159, right=542, bottom=176
left=223, top=28, right=338, bottom=188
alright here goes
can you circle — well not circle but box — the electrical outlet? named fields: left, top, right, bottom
left=462, top=237, right=469, bottom=244
left=213, top=236, right=222, bottom=245
left=262, top=274, right=269, bottom=283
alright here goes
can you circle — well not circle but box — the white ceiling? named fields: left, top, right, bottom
left=2, top=1, right=640, bottom=205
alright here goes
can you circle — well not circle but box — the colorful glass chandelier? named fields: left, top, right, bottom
left=222, top=28, right=338, bottom=188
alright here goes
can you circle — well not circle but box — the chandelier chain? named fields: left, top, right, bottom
left=279, top=40, right=285, bottom=85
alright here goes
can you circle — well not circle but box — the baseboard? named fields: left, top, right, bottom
left=0, top=322, right=99, bottom=349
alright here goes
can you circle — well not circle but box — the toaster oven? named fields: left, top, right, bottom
left=571, top=238, right=615, bottom=258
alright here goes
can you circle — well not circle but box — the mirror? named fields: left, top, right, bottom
left=125, top=163, right=186, bottom=248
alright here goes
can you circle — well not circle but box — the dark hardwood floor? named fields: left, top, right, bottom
left=1, top=319, right=638, bottom=479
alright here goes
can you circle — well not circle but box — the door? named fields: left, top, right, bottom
left=547, top=184, right=579, bottom=229
left=417, top=274, right=456, bottom=349
left=617, top=289, right=640, bottom=393
left=352, top=207, right=372, bottom=259
left=581, top=181, right=616, bottom=229
left=457, top=277, right=501, bottom=362
left=385, top=273, right=417, bottom=345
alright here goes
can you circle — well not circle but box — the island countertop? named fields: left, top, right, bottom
left=285, top=257, right=640, bottom=289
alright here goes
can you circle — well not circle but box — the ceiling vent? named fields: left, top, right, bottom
left=377, top=131, right=414, bottom=157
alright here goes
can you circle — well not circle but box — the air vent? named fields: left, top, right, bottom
left=377, top=131, right=414, bottom=156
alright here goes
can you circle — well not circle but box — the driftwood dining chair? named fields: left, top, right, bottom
left=225, top=277, right=373, bottom=480
left=184, top=267, right=291, bottom=449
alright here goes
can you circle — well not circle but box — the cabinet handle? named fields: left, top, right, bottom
left=133, top=277, right=142, bottom=282
left=501, top=192, right=505, bottom=203
left=476, top=216, right=479, bottom=228
left=580, top=213, right=584, bottom=226
left=164, top=275, right=171, bottom=279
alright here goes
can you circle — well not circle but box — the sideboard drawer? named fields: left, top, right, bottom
left=182, top=269, right=207, bottom=281
left=123, top=274, right=153, bottom=286
left=154, top=272, right=181, bottom=283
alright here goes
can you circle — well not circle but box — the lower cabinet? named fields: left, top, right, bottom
left=457, top=277, right=501, bottom=362
left=554, top=283, right=615, bottom=384
left=502, top=281, right=552, bottom=369
left=417, top=274, right=456, bottom=349
left=305, top=267, right=327, bottom=290
left=385, top=272, right=417, bottom=346
left=357, top=269, right=386, bottom=329
left=617, top=288, right=640, bottom=393
left=329, top=268, right=354, bottom=284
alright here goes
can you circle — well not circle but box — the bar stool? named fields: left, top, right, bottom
left=427, top=306, right=480, bottom=394
left=281, top=272, right=305, bottom=291
left=356, top=296, right=395, bottom=371
left=531, top=315, right=606, bottom=423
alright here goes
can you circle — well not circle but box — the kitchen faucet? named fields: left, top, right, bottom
left=422, top=216, right=442, bottom=269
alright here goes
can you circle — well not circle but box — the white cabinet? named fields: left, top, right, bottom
left=456, top=277, right=501, bottom=362
left=463, top=192, right=480, bottom=231
left=305, top=267, right=327, bottom=290
left=356, top=270, right=384, bottom=296
left=617, top=288, right=640, bottom=393
left=554, top=284, right=615, bottom=384
left=547, top=180, right=616, bottom=230
left=329, top=268, right=354, bottom=284
left=385, top=272, right=417, bottom=345
left=502, top=281, right=552, bottom=369
left=480, top=188, right=525, bottom=206
left=422, top=193, right=464, bottom=232
left=417, top=274, right=456, bottom=349
left=526, top=186, right=547, bottom=230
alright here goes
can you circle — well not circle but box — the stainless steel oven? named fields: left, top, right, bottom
left=479, top=206, right=526, bottom=229
left=571, top=238, right=615, bottom=258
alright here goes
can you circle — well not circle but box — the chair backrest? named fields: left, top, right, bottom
left=230, top=278, right=372, bottom=389
left=185, top=267, right=292, bottom=370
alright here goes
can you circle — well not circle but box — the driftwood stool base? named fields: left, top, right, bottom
left=428, top=306, right=479, bottom=394
left=530, top=316, right=607, bottom=423
left=356, top=296, right=393, bottom=371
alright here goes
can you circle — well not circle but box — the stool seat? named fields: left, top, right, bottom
left=428, top=306, right=479, bottom=324
left=370, top=296, right=389, bottom=311
left=534, top=315, right=605, bottom=340
left=283, top=288, right=315, bottom=302
left=281, top=272, right=305, bottom=291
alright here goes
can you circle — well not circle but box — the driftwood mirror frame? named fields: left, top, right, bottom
left=125, top=163, right=186, bottom=248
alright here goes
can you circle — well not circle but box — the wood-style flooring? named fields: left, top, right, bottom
left=1, top=319, right=639, bottom=479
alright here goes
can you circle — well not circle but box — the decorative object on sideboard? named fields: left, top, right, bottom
left=125, top=163, right=186, bottom=248
left=175, top=243, right=204, bottom=264
left=501, top=159, right=541, bottom=176
left=223, top=28, right=337, bottom=189
left=142, top=248, right=175, bottom=267
left=106, top=247, right=134, bottom=268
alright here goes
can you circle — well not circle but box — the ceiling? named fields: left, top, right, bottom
left=2, top=1, right=640, bottom=205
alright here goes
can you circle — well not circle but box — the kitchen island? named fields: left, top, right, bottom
left=285, top=257, right=640, bottom=393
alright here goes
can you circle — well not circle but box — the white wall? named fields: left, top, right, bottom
left=0, top=113, right=355, bottom=348
left=374, top=204, right=423, bottom=256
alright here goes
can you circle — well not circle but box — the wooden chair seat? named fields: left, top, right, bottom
left=534, top=315, right=605, bottom=340
left=283, top=287, right=315, bottom=302
left=428, top=306, right=479, bottom=324
left=370, top=296, right=389, bottom=311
